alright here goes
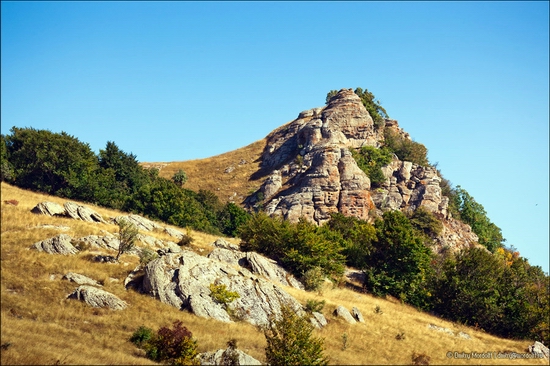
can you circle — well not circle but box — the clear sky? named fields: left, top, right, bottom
left=2, top=1, right=548, bottom=272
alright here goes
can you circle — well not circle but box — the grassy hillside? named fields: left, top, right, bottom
left=142, top=139, right=267, bottom=205
left=1, top=182, right=545, bottom=365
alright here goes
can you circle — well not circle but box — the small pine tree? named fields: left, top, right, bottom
left=264, top=305, right=328, bottom=366
left=116, top=218, right=138, bottom=261
left=172, top=169, right=188, bottom=187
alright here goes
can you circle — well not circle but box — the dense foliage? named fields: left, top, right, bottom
left=131, top=321, right=199, bottom=365
left=1, top=127, right=250, bottom=236
left=350, top=146, right=393, bottom=187
left=383, top=128, right=429, bottom=167
left=264, top=305, right=328, bottom=366
left=239, top=212, right=346, bottom=280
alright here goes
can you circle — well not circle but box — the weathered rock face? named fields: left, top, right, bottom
left=113, top=214, right=163, bottom=232
left=67, top=285, right=127, bottom=310
left=62, top=272, right=102, bottom=286
left=31, top=201, right=106, bottom=223
left=31, top=234, right=78, bottom=255
left=141, top=250, right=304, bottom=326
left=246, top=88, right=482, bottom=252
left=31, top=202, right=66, bottom=217
left=333, top=305, right=357, bottom=324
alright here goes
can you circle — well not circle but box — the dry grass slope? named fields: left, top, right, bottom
left=142, top=139, right=267, bottom=205
left=1, top=182, right=545, bottom=365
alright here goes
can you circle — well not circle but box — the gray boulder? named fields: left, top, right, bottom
left=141, top=251, right=304, bottom=326
left=67, top=285, right=127, bottom=310
left=212, top=238, right=240, bottom=251
left=333, top=305, right=357, bottom=324
left=62, top=272, right=101, bottom=286
left=165, top=227, right=185, bottom=240
left=529, top=341, right=549, bottom=359
left=310, top=311, right=328, bottom=329
left=246, top=252, right=304, bottom=290
left=63, top=202, right=106, bottom=223
left=198, top=347, right=262, bottom=365
left=31, top=202, right=66, bottom=217
left=351, top=307, right=365, bottom=323
left=114, top=214, right=163, bottom=232
left=31, top=234, right=78, bottom=255
left=76, top=234, right=120, bottom=251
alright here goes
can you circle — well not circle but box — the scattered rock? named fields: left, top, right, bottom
left=33, top=224, right=71, bottom=231
left=76, top=234, right=119, bottom=251
left=212, top=238, right=240, bottom=251
left=528, top=341, right=549, bottom=359
left=333, top=305, right=357, bottom=324
left=198, top=347, right=262, bottom=365
left=245, top=252, right=304, bottom=290
left=165, top=227, right=185, bottom=240
left=31, top=202, right=66, bottom=217
left=457, top=331, right=471, bottom=340
left=224, top=166, right=235, bottom=174
left=67, top=285, right=127, bottom=310
left=62, top=272, right=101, bottom=286
left=92, top=255, right=118, bottom=263
left=351, top=307, right=365, bottom=323
left=31, top=234, right=78, bottom=255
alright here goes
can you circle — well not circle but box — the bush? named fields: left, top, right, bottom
left=130, top=326, right=154, bottom=347
left=408, top=207, right=443, bottom=238
left=350, top=146, right=393, bottom=187
left=302, top=267, right=325, bottom=292
left=139, top=248, right=158, bottom=267
left=264, top=305, right=328, bottom=366
left=172, top=169, right=188, bottom=187
left=116, top=218, right=139, bottom=261
left=305, top=299, right=326, bottom=314
left=139, top=321, right=199, bottom=366
left=209, top=283, right=240, bottom=309
left=383, top=128, right=429, bottom=166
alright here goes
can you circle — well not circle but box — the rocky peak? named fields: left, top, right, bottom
left=247, top=88, right=481, bottom=253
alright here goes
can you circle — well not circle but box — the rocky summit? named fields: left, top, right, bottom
left=245, top=88, right=478, bottom=253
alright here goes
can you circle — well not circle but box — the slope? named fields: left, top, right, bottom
left=1, top=182, right=545, bottom=365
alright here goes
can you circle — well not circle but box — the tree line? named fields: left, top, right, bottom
left=1, top=127, right=249, bottom=237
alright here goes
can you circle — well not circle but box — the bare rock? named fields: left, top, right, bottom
left=141, top=251, right=304, bottom=326
left=165, top=227, right=185, bottom=240
left=67, top=285, right=127, bottom=310
left=212, top=238, right=240, bottom=251
left=529, top=341, right=549, bottom=359
left=31, top=202, right=66, bottom=216
left=246, top=252, right=304, bottom=290
left=198, top=347, right=262, bottom=365
left=351, top=306, right=365, bottom=323
left=31, top=234, right=78, bottom=255
left=63, top=202, right=106, bottom=223
left=207, top=248, right=245, bottom=266
left=76, top=234, right=119, bottom=251
left=62, top=272, right=101, bottom=286
left=310, top=311, right=328, bottom=329
left=333, top=305, right=357, bottom=324
left=113, top=214, right=163, bottom=232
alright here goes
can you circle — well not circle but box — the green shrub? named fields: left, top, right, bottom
left=178, top=229, right=194, bottom=247
left=116, top=218, right=138, bottom=261
left=172, top=169, right=188, bottom=187
left=264, top=305, right=328, bottom=366
left=383, top=128, right=429, bottom=166
left=350, top=146, right=393, bottom=187
left=209, top=283, right=240, bottom=308
left=305, top=299, right=326, bottom=314
left=139, top=248, right=158, bottom=267
left=302, top=267, right=324, bottom=292
left=408, top=207, right=443, bottom=238
left=130, top=326, right=154, bottom=347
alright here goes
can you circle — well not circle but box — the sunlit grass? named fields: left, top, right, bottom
left=1, top=182, right=545, bottom=365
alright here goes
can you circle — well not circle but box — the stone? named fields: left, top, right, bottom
left=76, top=234, right=120, bottom=251
left=4, top=199, right=19, bottom=206
left=31, top=202, right=66, bottom=217
left=31, top=234, right=78, bottom=255
left=310, top=311, right=328, bottom=329
left=165, top=227, right=185, bottom=240
left=141, top=251, right=304, bottom=326
left=427, top=324, right=455, bottom=337
left=351, top=307, right=365, bottom=323
left=113, top=214, right=163, bottom=232
left=62, top=272, right=101, bottom=286
left=245, top=252, right=304, bottom=289
left=67, top=285, right=127, bottom=310
left=198, top=347, right=262, bottom=365
left=333, top=305, right=357, bottom=324
left=212, top=238, right=240, bottom=251
left=528, top=341, right=549, bottom=359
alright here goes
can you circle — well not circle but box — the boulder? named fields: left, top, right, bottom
left=113, top=214, right=163, bottom=232
left=528, top=341, right=549, bottom=359
left=198, top=347, right=262, bottom=365
left=67, top=285, right=127, bottom=310
left=310, top=311, right=328, bottom=329
left=31, top=234, right=78, bottom=255
left=351, top=307, right=365, bottom=323
left=245, top=252, right=304, bottom=290
left=141, top=251, right=304, bottom=326
left=212, top=238, right=240, bottom=251
left=62, top=272, right=101, bottom=286
left=333, top=305, right=357, bottom=324
left=63, top=202, right=106, bottom=223
left=31, top=202, right=66, bottom=217
left=165, top=227, right=185, bottom=240
left=76, top=234, right=120, bottom=251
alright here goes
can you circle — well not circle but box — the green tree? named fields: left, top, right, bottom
left=452, top=186, right=504, bottom=252
left=350, top=146, right=393, bottom=187
left=1, top=134, right=14, bottom=182
left=354, top=87, right=389, bottom=129
left=383, top=128, right=429, bottom=166
left=116, top=218, right=139, bottom=261
left=327, top=212, right=376, bottom=268
left=218, top=202, right=251, bottom=237
left=172, top=169, right=188, bottom=187
left=264, top=305, right=328, bottom=366
left=363, top=210, right=434, bottom=308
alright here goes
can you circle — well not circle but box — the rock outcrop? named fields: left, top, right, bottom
left=67, top=285, right=127, bottom=310
left=528, top=341, right=549, bottom=359
left=31, top=234, right=78, bottom=255
left=198, top=347, right=262, bottom=365
left=31, top=202, right=66, bottom=216
left=141, top=250, right=304, bottom=326
left=333, top=305, right=357, bottom=324
left=62, top=272, right=102, bottom=286
left=31, top=201, right=106, bottom=223
left=113, top=214, right=163, bottom=232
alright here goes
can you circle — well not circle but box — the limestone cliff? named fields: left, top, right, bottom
left=247, top=88, right=479, bottom=253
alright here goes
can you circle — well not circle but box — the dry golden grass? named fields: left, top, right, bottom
left=142, top=139, right=267, bottom=204
left=1, top=182, right=546, bottom=365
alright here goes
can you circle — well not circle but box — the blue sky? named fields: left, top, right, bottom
left=2, top=1, right=548, bottom=272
